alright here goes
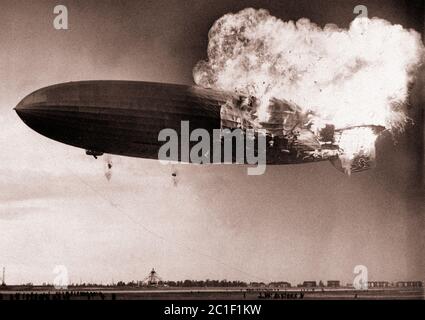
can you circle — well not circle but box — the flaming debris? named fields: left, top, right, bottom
left=194, top=8, right=424, bottom=173
left=104, top=156, right=113, bottom=181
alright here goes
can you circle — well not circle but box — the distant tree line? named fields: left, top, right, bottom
left=112, top=279, right=251, bottom=288
left=64, top=280, right=286, bottom=288
left=165, top=280, right=249, bottom=287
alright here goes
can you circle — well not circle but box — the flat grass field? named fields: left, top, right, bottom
left=0, top=287, right=423, bottom=300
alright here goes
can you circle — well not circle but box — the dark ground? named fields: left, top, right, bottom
left=0, top=287, right=423, bottom=300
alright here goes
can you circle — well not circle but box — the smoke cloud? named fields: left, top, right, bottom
left=193, top=8, right=424, bottom=132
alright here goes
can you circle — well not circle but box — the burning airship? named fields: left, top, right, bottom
left=14, top=9, right=424, bottom=174
left=15, top=80, right=383, bottom=173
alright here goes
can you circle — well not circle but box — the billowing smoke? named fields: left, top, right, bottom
left=194, top=8, right=423, bottom=129
left=193, top=8, right=424, bottom=173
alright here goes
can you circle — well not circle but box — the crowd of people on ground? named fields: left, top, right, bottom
left=0, top=291, right=117, bottom=300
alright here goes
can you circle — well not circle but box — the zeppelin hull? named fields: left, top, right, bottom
left=15, top=81, right=233, bottom=160
left=16, top=80, right=376, bottom=171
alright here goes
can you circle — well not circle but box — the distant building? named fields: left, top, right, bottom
left=250, top=282, right=267, bottom=288
left=302, top=281, right=317, bottom=288
left=269, top=282, right=291, bottom=288
left=396, top=281, right=423, bottom=288
left=327, top=281, right=340, bottom=288
left=368, top=281, right=390, bottom=288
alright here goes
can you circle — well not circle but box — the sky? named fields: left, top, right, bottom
left=0, top=0, right=424, bottom=285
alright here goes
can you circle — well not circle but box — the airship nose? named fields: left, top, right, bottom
left=14, top=89, right=48, bottom=133
left=14, top=98, right=32, bottom=122
left=15, top=96, right=34, bottom=126
left=14, top=82, right=102, bottom=152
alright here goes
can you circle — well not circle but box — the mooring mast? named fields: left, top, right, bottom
left=142, top=268, right=162, bottom=286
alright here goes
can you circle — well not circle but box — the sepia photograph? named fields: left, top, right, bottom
left=0, top=0, right=424, bottom=309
